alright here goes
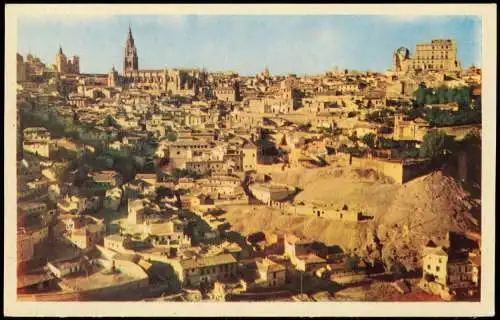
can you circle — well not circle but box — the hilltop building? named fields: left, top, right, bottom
left=55, top=46, right=80, bottom=74
left=113, top=26, right=207, bottom=95
left=393, top=39, right=461, bottom=74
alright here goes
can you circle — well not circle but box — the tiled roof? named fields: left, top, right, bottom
left=180, top=253, right=237, bottom=270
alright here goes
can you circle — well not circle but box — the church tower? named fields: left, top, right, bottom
left=55, top=46, right=67, bottom=73
left=108, top=65, right=120, bottom=87
left=123, top=25, right=139, bottom=73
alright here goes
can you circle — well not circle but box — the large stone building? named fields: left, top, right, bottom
left=173, top=253, right=238, bottom=288
left=22, top=127, right=52, bottom=158
left=420, top=244, right=478, bottom=299
left=17, top=54, right=27, bottom=82
left=16, top=53, right=47, bottom=81
left=393, top=114, right=430, bottom=142
left=55, top=46, right=80, bottom=74
left=114, top=26, right=207, bottom=95
left=393, top=39, right=461, bottom=74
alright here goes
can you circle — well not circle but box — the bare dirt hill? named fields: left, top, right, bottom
left=221, top=204, right=372, bottom=251
left=374, top=171, right=478, bottom=270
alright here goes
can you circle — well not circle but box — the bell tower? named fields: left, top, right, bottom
left=123, top=25, right=139, bottom=73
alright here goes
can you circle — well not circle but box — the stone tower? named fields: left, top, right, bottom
left=71, top=56, right=80, bottom=74
left=55, top=46, right=80, bottom=74
left=108, top=65, right=119, bottom=87
left=123, top=25, right=139, bottom=73
left=55, top=46, right=67, bottom=73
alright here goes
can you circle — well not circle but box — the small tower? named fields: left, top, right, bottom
left=71, top=56, right=80, bottom=74
left=263, top=66, right=270, bottom=78
left=108, top=65, right=119, bottom=87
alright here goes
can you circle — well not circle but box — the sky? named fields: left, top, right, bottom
left=17, top=15, right=482, bottom=76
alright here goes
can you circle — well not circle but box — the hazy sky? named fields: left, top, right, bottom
left=17, top=15, right=481, bottom=75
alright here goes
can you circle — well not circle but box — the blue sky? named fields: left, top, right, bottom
left=17, top=15, right=481, bottom=75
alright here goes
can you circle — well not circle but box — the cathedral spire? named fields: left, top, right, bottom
left=123, top=25, right=139, bottom=73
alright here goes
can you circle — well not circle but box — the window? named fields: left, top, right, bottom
left=427, top=264, right=431, bottom=270
left=436, top=266, right=440, bottom=272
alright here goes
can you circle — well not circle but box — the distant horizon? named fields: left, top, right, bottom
left=17, top=15, right=482, bottom=76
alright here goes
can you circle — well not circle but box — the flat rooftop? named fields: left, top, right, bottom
left=60, top=267, right=138, bottom=292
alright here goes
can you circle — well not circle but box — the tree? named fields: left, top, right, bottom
left=424, top=93, right=436, bottom=105
left=419, top=130, right=456, bottom=162
left=114, top=156, right=137, bottom=183
left=414, top=86, right=427, bottom=107
left=103, top=115, right=119, bottom=128
left=455, top=87, right=471, bottom=109
left=349, top=131, right=358, bottom=142
left=445, top=89, right=456, bottom=103
left=436, top=86, right=447, bottom=104
left=361, top=133, right=377, bottom=148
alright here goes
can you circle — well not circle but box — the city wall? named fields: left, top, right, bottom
left=213, top=198, right=249, bottom=206
left=268, top=201, right=361, bottom=222
left=350, top=157, right=432, bottom=184
left=438, top=124, right=481, bottom=140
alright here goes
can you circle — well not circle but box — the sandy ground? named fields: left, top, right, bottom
left=220, top=204, right=367, bottom=250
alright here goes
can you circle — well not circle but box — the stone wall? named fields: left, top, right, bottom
left=213, top=198, right=249, bottom=206
left=268, top=201, right=361, bottom=222
left=350, top=157, right=431, bottom=184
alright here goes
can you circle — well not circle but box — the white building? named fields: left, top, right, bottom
left=249, top=183, right=294, bottom=205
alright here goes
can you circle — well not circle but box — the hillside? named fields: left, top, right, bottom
left=222, top=166, right=479, bottom=270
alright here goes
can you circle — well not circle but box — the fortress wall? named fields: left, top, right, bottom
left=350, top=157, right=432, bottom=184
left=402, top=160, right=433, bottom=183
left=268, top=201, right=361, bottom=222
